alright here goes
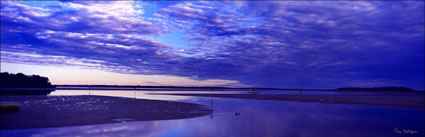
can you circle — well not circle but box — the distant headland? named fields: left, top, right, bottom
left=336, top=87, right=417, bottom=92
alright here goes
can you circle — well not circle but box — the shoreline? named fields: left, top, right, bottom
left=148, top=93, right=425, bottom=109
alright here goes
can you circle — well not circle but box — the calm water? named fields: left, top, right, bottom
left=1, top=90, right=424, bottom=137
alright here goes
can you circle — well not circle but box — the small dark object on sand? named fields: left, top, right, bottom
left=0, top=103, right=20, bottom=112
left=235, top=112, right=240, bottom=116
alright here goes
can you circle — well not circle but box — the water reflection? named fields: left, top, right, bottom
left=50, top=90, right=244, bottom=102
left=1, top=90, right=423, bottom=137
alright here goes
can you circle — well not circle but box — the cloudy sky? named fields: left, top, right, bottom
left=1, top=1, right=424, bottom=89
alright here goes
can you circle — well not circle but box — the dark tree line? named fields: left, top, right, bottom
left=0, top=72, right=55, bottom=88
left=0, top=72, right=55, bottom=95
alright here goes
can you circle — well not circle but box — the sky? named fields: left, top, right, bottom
left=0, top=1, right=424, bottom=90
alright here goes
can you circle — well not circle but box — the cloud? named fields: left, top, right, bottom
left=1, top=1, right=424, bottom=89
left=156, top=1, right=424, bottom=89
left=1, top=1, right=179, bottom=76
left=1, top=1, right=159, bottom=34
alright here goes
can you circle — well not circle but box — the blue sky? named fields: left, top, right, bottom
left=1, top=1, right=424, bottom=90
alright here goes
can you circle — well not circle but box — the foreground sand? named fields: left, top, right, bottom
left=151, top=92, right=425, bottom=109
left=0, top=95, right=212, bottom=130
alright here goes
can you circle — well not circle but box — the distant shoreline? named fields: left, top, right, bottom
left=1, top=86, right=422, bottom=92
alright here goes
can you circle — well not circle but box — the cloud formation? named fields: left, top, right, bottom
left=1, top=1, right=424, bottom=89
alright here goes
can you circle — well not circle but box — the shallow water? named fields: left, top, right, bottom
left=1, top=90, right=424, bottom=137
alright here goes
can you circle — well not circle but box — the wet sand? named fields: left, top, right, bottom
left=150, top=92, right=425, bottom=109
left=0, top=95, right=212, bottom=130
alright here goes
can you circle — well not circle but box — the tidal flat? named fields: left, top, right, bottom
left=0, top=95, right=212, bottom=130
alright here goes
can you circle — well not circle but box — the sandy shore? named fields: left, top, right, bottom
left=150, top=92, right=425, bottom=109
left=0, top=95, right=212, bottom=130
